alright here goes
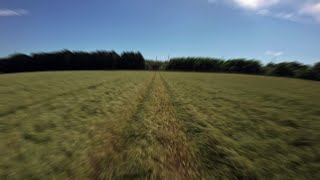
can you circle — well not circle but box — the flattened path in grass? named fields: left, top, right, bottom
left=142, top=73, right=200, bottom=179
left=91, top=73, right=199, bottom=179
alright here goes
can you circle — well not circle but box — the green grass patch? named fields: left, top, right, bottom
left=0, top=71, right=319, bottom=179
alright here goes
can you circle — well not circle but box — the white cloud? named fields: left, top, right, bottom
left=265, top=50, right=283, bottom=57
left=208, top=0, right=320, bottom=24
left=233, top=0, right=280, bottom=10
left=300, top=2, right=320, bottom=22
left=0, top=9, right=28, bottom=17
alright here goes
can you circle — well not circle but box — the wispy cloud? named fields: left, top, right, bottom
left=208, top=0, right=218, bottom=3
left=233, top=0, right=280, bottom=10
left=258, top=9, right=301, bottom=22
left=300, top=2, right=320, bottom=22
left=0, top=9, right=28, bottom=17
left=208, top=0, right=320, bottom=24
left=208, top=0, right=280, bottom=9
left=274, top=12, right=298, bottom=21
left=265, top=50, right=283, bottom=57
left=257, top=9, right=270, bottom=15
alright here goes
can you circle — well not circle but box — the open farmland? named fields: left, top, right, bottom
left=0, top=71, right=319, bottom=179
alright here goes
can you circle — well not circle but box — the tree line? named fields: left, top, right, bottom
left=163, top=57, right=320, bottom=81
left=1, top=51, right=319, bottom=81
left=0, top=50, right=145, bottom=73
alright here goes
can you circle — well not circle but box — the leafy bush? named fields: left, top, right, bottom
left=165, top=57, right=262, bottom=74
left=222, top=59, right=262, bottom=74
left=165, top=57, right=224, bottom=72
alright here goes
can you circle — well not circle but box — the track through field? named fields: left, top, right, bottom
left=90, top=72, right=199, bottom=179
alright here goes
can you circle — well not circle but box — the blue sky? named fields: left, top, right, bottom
left=1, top=0, right=319, bottom=64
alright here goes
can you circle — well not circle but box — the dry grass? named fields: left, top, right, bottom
left=1, top=71, right=319, bottom=179
left=0, top=71, right=153, bottom=179
left=91, top=73, right=199, bottom=179
left=162, top=72, right=320, bottom=179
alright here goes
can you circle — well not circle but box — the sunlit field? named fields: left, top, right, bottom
left=1, top=71, right=319, bottom=179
